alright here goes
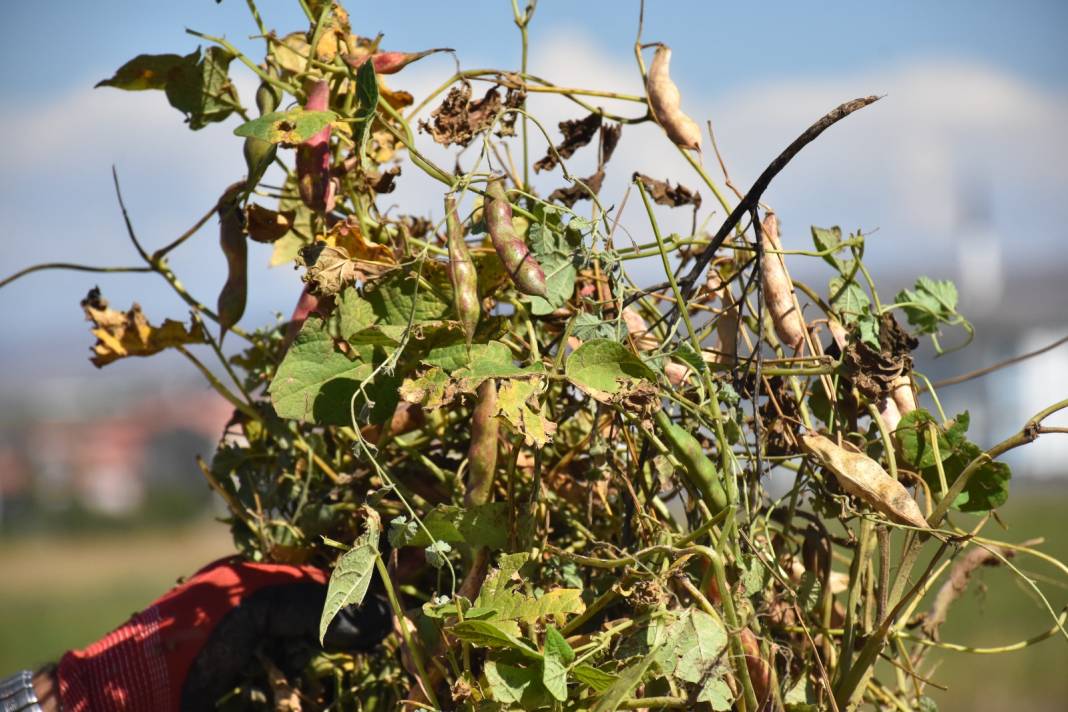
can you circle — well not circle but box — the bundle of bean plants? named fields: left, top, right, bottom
left=7, top=2, right=1066, bottom=710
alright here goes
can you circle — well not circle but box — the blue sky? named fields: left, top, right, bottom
left=1, top=1, right=1066, bottom=404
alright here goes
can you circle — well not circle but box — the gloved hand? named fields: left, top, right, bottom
left=48, top=556, right=391, bottom=712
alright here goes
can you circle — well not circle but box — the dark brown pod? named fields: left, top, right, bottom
left=216, top=184, right=248, bottom=341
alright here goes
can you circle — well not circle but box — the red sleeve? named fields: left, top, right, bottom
left=57, top=556, right=327, bottom=712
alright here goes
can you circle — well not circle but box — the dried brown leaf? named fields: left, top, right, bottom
left=81, top=288, right=207, bottom=368
left=419, top=83, right=524, bottom=148
left=534, top=113, right=602, bottom=173
left=632, top=172, right=702, bottom=209
left=245, top=203, right=296, bottom=243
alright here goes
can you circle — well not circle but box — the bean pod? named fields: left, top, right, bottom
left=296, top=78, right=335, bottom=212
left=445, top=195, right=480, bottom=345
left=760, top=212, right=806, bottom=351
left=484, top=177, right=548, bottom=298
left=654, top=409, right=728, bottom=516
left=345, top=47, right=453, bottom=75
left=465, top=379, right=499, bottom=508
left=646, top=45, right=702, bottom=151
left=216, top=185, right=248, bottom=341
left=243, top=78, right=282, bottom=190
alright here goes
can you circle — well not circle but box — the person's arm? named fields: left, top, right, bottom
left=2, top=557, right=391, bottom=712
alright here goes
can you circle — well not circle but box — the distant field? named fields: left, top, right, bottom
left=1, top=488, right=1065, bottom=710
left=0, top=520, right=233, bottom=672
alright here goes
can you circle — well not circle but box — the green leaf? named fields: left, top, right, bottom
left=829, top=277, right=870, bottom=320
left=451, top=620, right=542, bottom=659
left=485, top=658, right=541, bottom=705
left=810, top=225, right=846, bottom=270
left=526, top=250, right=578, bottom=315
left=590, top=646, right=660, bottom=712
left=925, top=440, right=1010, bottom=512
left=97, top=48, right=239, bottom=130
left=895, top=409, right=970, bottom=469
left=897, top=410, right=1010, bottom=512
left=565, top=340, right=658, bottom=404
left=353, top=59, right=379, bottom=152
left=424, top=540, right=452, bottom=568
left=165, top=46, right=238, bottom=130
left=571, top=313, right=616, bottom=342
left=268, top=315, right=372, bottom=424
left=392, top=502, right=510, bottom=550
left=525, top=222, right=581, bottom=315
left=319, top=512, right=380, bottom=643
left=234, top=107, right=338, bottom=144
left=698, top=676, right=734, bottom=710
left=270, top=175, right=315, bottom=266
left=894, top=277, right=960, bottom=335
left=573, top=663, right=618, bottom=693
left=364, top=266, right=452, bottom=327
left=542, top=627, right=574, bottom=701
left=423, top=340, right=512, bottom=373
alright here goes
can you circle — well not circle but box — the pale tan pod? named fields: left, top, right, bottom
left=760, top=212, right=806, bottom=351
left=712, top=276, right=738, bottom=365
left=646, top=45, right=702, bottom=151
left=801, top=431, right=928, bottom=529
left=827, top=318, right=849, bottom=351
left=891, top=374, right=917, bottom=415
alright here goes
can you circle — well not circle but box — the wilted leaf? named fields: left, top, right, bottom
left=245, top=203, right=295, bottom=243
left=319, top=509, right=380, bottom=644
left=632, top=172, right=701, bottom=208
left=297, top=233, right=394, bottom=297
left=534, top=112, right=602, bottom=173
left=95, top=53, right=188, bottom=91
left=496, top=378, right=557, bottom=447
left=81, top=288, right=207, bottom=367
left=234, top=108, right=338, bottom=145
left=419, top=82, right=524, bottom=147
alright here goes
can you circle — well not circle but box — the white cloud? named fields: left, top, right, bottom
left=4, top=35, right=1067, bottom=370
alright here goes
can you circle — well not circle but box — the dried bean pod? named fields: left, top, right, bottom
left=654, top=410, right=728, bottom=515
left=465, top=379, right=499, bottom=508
left=646, top=45, right=702, bottom=151
left=890, top=374, right=917, bottom=416
left=216, top=185, right=248, bottom=341
left=760, top=212, right=806, bottom=351
left=296, top=79, right=335, bottom=212
left=801, top=431, right=928, bottom=529
left=445, top=195, right=480, bottom=345
left=484, top=177, right=548, bottom=298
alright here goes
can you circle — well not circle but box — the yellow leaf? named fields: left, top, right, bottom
left=81, top=288, right=207, bottom=368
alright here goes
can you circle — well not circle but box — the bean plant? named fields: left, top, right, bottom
left=6, top=1, right=1067, bottom=710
